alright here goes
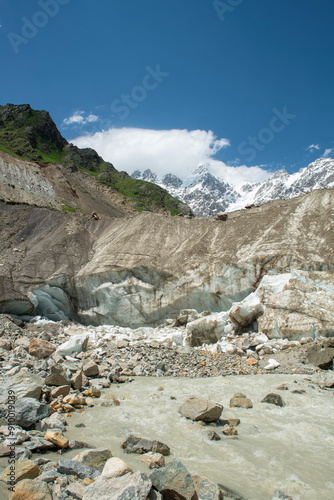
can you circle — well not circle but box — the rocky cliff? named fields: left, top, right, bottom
left=1, top=188, right=333, bottom=337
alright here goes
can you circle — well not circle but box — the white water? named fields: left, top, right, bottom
left=53, top=374, right=334, bottom=500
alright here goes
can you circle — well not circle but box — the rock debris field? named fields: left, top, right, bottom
left=0, top=313, right=334, bottom=499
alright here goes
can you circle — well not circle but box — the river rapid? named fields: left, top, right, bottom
left=45, top=373, right=334, bottom=500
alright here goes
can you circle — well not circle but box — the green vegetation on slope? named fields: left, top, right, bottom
left=0, top=104, right=192, bottom=215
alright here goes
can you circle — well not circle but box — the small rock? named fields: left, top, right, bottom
left=51, top=385, right=71, bottom=398
left=102, top=457, right=133, bottom=478
left=0, top=339, right=12, bottom=350
left=28, top=339, right=56, bottom=359
left=264, top=358, right=280, bottom=370
left=55, top=334, right=89, bottom=357
left=68, top=440, right=95, bottom=450
left=45, top=365, right=70, bottom=387
left=139, top=452, right=165, bottom=469
left=71, top=370, right=83, bottom=390
left=65, top=482, right=86, bottom=500
left=276, top=384, right=289, bottom=391
left=44, top=430, right=69, bottom=449
left=1, top=458, right=41, bottom=482
left=8, top=479, right=52, bottom=500
left=83, top=360, right=99, bottom=377
left=208, top=430, right=221, bottom=441
left=83, top=387, right=101, bottom=398
left=261, top=393, right=286, bottom=407
left=222, top=425, right=238, bottom=436
left=122, top=434, right=170, bottom=456
left=229, top=393, right=253, bottom=409
left=193, top=475, right=224, bottom=500
left=72, top=448, right=112, bottom=472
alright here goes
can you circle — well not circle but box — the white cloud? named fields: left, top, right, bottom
left=306, top=144, right=321, bottom=152
left=71, top=127, right=270, bottom=188
left=63, top=111, right=100, bottom=127
left=323, top=148, right=334, bottom=158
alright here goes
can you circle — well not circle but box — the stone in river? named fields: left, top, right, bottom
left=122, top=434, right=170, bottom=456
left=179, top=396, right=223, bottom=422
left=261, top=393, right=286, bottom=407
left=229, top=393, right=253, bottom=409
left=83, top=471, right=152, bottom=500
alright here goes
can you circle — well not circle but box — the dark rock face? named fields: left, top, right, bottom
left=122, top=434, right=170, bottom=456
left=14, top=397, right=50, bottom=429
left=150, top=459, right=198, bottom=500
left=57, top=459, right=101, bottom=480
left=261, top=393, right=286, bottom=407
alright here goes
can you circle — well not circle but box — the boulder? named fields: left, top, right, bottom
left=8, top=479, right=52, bottom=500
left=72, top=448, right=112, bottom=472
left=83, top=360, right=99, bottom=377
left=139, top=452, right=165, bottom=469
left=150, top=458, right=198, bottom=500
left=51, top=385, right=71, bottom=398
left=122, top=434, right=170, bottom=456
left=1, top=458, right=41, bottom=482
left=229, top=393, right=253, bottom=409
left=102, top=457, right=133, bottom=478
left=179, top=396, right=223, bottom=422
left=71, top=370, right=83, bottom=390
left=55, top=334, right=89, bottom=357
left=0, top=371, right=44, bottom=404
left=45, top=364, right=70, bottom=386
left=44, top=430, right=69, bottom=448
left=36, top=413, right=67, bottom=433
left=13, top=398, right=50, bottom=429
left=57, top=459, right=100, bottom=480
left=261, top=393, right=286, bottom=407
left=83, top=471, right=152, bottom=500
left=28, top=339, right=56, bottom=359
left=193, top=475, right=224, bottom=500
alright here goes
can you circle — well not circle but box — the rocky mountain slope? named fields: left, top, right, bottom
left=132, top=158, right=334, bottom=216
left=0, top=188, right=333, bottom=339
left=0, top=104, right=191, bottom=216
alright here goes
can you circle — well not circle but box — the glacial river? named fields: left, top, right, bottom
left=48, top=373, right=334, bottom=500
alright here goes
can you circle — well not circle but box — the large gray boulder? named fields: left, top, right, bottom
left=150, top=458, right=198, bottom=500
left=14, top=397, right=50, bottom=429
left=193, top=475, right=224, bottom=500
left=57, top=459, right=100, bottom=480
left=121, top=434, right=170, bottom=456
left=0, top=370, right=44, bottom=404
left=178, top=396, right=223, bottom=423
left=83, top=471, right=152, bottom=500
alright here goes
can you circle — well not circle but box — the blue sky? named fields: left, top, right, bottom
left=1, top=0, right=334, bottom=183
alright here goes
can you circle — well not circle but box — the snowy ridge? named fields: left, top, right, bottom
left=131, top=158, right=334, bottom=217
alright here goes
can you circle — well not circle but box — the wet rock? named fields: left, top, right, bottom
left=24, top=437, right=55, bottom=452
left=36, top=413, right=67, bottom=433
left=139, top=452, right=165, bottom=469
left=65, top=482, right=86, bottom=499
left=150, top=458, right=197, bottom=500
left=13, top=397, right=50, bottom=429
left=179, top=396, right=223, bottom=422
left=272, top=490, right=293, bottom=500
left=0, top=371, right=44, bottom=404
left=72, top=448, right=112, bottom=472
left=102, top=457, right=133, bottom=478
left=68, top=439, right=95, bottom=450
left=8, top=479, right=52, bottom=500
left=1, top=458, right=41, bottom=482
left=83, top=360, right=99, bottom=377
left=218, top=483, right=246, bottom=500
left=57, top=459, right=101, bottom=480
left=276, top=383, right=289, bottom=391
left=44, top=430, right=69, bottom=449
left=222, top=425, right=238, bottom=436
left=229, top=393, right=253, bottom=409
left=83, top=471, right=152, bottom=500
left=83, top=387, right=101, bottom=398
left=207, top=430, right=221, bottom=441
left=45, top=364, right=70, bottom=386
left=193, top=475, right=224, bottom=500
left=28, top=338, right=56, bottom=359
left=261, top=393, right=286, bottom=407
left=121, top=433, right=170, bottom=456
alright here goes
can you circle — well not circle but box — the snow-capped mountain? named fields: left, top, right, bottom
left=131, top=157, right=334, bottom=217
